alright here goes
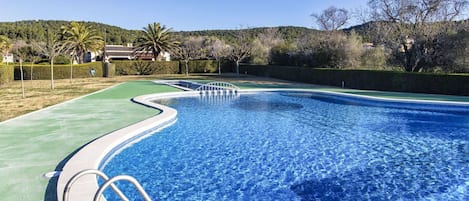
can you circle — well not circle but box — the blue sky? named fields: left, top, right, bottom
left=0, top=0, right=370, bottom=31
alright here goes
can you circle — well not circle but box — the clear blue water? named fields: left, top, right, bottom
left=100, top=92, right=469, bottom=201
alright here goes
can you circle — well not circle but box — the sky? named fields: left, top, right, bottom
left=0, top=0, right=370, bottom=31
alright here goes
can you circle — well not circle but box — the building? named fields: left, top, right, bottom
left=1, top=53, right=14, bottom=63
left=103, top=44, right=171, bottom=62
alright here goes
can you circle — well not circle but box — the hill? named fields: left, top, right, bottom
left=0, top=20, right=139, bottom=45
left=0, top=20, right=320, bottom=44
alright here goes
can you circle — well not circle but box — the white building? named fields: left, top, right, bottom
left=1, top=53, right=14, bottom=63
left=103, top=44, right=171, bottom=61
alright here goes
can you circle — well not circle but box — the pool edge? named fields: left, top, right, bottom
left=56, top=87, right=469, bottom=201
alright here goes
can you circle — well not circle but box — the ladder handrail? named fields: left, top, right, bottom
left=195, top=81, right=240, bottom=92
left=94, top=175, right=152, bottom=201
left=63, top=169, right=129, bottom=201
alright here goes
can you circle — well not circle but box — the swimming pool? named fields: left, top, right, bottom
left=100, top=91, right=469, bottom=200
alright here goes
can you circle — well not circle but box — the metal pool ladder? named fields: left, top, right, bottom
left=195, top=81, right=240, bottom=95
left=63, top=169, right=152, bottom=201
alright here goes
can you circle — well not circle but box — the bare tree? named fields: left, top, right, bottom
left=12, top=45, right=29, bottom=98
left=251, top=28, right=284, bottom=64
left=208, top=38, right=231, bottom=75
left=368, top=0, right=468, bottom=72
left=311, top=6, right=351, bottom=30
left=35, top=30, right=67, bottom=90
left=229, top=29, right=252, bottom=75
left=177, top=37, right=205, bottom=76
left=26, top=45, right=41, bottom=82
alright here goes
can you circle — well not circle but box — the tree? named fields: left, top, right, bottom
left=368, top=0, right=468, bottom=72
left=135, top=22, right=179, bottom=61
left=12, top=45, right=30, bottom=98
left=311, top=6, right=350, bottom=30
left=61, top=22, right=103, bottom=64
left=177, top=37, right=205, bottom=76
left=229, top=29, right=252, bottom=75
left=131, top=60, right=158, bottom=75
left=21, top=45, right=41, bottom=81
left=35, top=30, right=67, bottom=90
left=251, top=28, right=284, bottom=65
left=207, top=38, right=231, bottom=75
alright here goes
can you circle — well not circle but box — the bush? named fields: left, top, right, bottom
left=241, top=65, right=469, bottom=96
left=0, top=64, right=14, bottom=84
left=361, top=48, right=388, bottom=70
left=13, top=62, right=103, bottom=80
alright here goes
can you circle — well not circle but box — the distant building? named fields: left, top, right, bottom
left=103, top=44, right=171, bottom=61
left=1, top=53, right=14, bottom=63
left=362, top=42, right=374, bottom=50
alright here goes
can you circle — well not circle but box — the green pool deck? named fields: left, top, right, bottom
left=0, top=81, right=181, bottom=201
left=1, top=79, right=469, bottom=201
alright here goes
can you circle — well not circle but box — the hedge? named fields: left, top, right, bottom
left=0, top=64, right=14, bottom=84
left=241, top=65, right=469, bottom=96
left=113, top=61, right=180, bottom=75
left=14, top=62, right=104, bottom=80
left=113, top=60, right=231, bottom=75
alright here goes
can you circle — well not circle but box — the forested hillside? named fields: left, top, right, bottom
left=0, top=20, right=319, bottom=44
left=0, top=20, right=138, bottom=44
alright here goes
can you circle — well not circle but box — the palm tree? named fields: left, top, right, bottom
left=135, top=22, right=179, bottom=61
left=61, top=22, right=103, bottom=64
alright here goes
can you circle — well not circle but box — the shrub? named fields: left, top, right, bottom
left=361, top=48, right=388, bottom=70
left=13, top=62, right=103, bottom=80
left=113, top=60, right=179, bottom=75
left=0, top=64, right=14, bottom=84
left=241, top=65, right=469, bottom=96
left=186, top=60, right=218, bottom=73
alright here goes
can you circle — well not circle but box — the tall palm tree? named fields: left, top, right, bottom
left=61, top=22, right=103, bottom=64
left=135, top=22, right=179, bottom=61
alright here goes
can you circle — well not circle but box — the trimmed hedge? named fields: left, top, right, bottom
left=113, top=60, right=228, bottom=75
left=241, top=65, right=469, bottom=96
left=0, top=64, right=14, bottom=84
left=14, top=62, right=104, bottom=80
left=113, top=61, right=180, bottom=75
left=185, top=60, right=218, bottom=73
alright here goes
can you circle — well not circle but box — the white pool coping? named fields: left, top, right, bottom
left=56, top=91, right=199, bottom=201
left=56, top=87, right=469, bottom=201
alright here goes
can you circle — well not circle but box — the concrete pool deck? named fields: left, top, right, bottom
left=1, top=77, right=469, bottom=201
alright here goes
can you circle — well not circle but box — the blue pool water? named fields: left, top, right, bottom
left=100, top=92, right=469, bottom=200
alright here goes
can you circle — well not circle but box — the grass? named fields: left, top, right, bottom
left=0, top=75, right=201, bottom=122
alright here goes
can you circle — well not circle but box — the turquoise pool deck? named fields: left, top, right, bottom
left=1, top=78, right=469, bottom=201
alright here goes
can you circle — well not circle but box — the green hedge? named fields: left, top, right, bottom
left=0, top=64, right=14, bottom=84
left=113, top=61, right=180, bottom=75
left=241, top=65, right=469, bottom=96
left=113, top=60, right=227, bottom=75
left=14, top=62, right=104, bottom=80
left=184, top=60, right=218, bottom=73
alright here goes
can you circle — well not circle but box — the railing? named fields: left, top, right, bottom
left=195, top=82, right=240, bottom=95
left=63, top=169, right=151, bottom=201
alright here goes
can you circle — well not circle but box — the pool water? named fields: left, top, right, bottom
left=100, top=92, right=469, bottom=200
